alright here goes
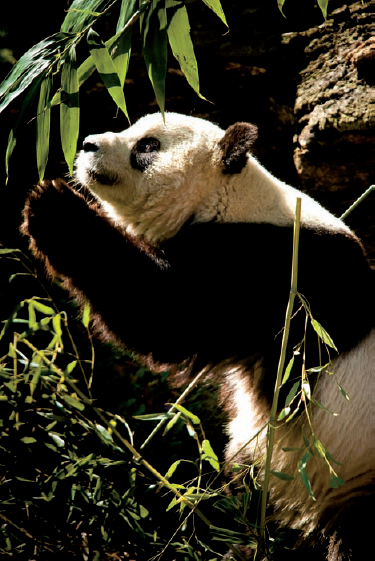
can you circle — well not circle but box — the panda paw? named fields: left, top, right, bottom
left=21, top=179, right=92, bottom=274
left=22, top=179, right=86, bottom=242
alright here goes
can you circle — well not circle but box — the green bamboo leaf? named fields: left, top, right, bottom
left=61, top=0, right=112, bottom=32
left=317, top=0, right=329, bottom=20
left=337, top=381, right=349, bottom=401
left=36, top=72, right=52, bottom=181
left=64, top=360, right=78, bottom=376
left=202, top=439, right=220, bottom=472
left=285, top=381, right=300, bottom=407
left=87, top=28, right=129, bottom=119
left=201, top=0, right=228, bottom=27
left=166, top=1, right=205, bottom=99
left=117, top=0, right=138, bottom=32
left=165, top=460, right=181, bottom=480
left=0, top=33, right=73, bottom=114
left=281, top=356, right=294, bottom=385
left=172, top=403, right=201, bottom=424
left=5, top=74, right=44, bottom=180
left=62, top=394, right=85, bottom=411
left=298, top=452, right=315, bottom=500
left=277, top=0, right=286, bottom=17
left=82, top=302, right=90, bottom=328
left=21, top=437, right=37, bottom=445
left=61, top=46, right=80, bottom=175
left=140, top=0, right=167, bottom=116
left=270, top=470, right=294, bottom=481
left=329, top=472, right=345, bottom=488
left=0, top=301, right=24, bottom=340
left=32, top=301, right=55, bottom=315
left=310, top=396, right=336, bottom=415
left=0, top=248, right=21, bottom=254
left=311, top=319, right=338, bottom=351
left=28, top=302, right=37, bottom=326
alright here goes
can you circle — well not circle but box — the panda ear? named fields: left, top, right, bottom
left=218, top=122, right=258, bottom=174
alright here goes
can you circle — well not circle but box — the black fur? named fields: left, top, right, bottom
left=22, top=181, right=373, bottom=407
left=218, top=122, right=258, bottom=173
left=130, top=137, right=161, bottom=172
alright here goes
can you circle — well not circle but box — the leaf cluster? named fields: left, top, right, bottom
left=0, top=0, right=227, bottom=181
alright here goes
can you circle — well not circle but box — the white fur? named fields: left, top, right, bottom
left=226, top=329, right=375, bottom=533
left=75, top=112, right=351, bottom=241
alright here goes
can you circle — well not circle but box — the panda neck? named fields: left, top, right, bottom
left=213, top=155, right=351, bottom=236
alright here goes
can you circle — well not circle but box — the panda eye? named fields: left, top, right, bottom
left=137, top=138, right=160, bottom=153
left=131, top=137, right=161, bottom=172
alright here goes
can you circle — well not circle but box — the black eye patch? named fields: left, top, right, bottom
left=131, top=137, right=161, bottom=172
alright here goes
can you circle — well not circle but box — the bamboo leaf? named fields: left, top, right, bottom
left=165, top=460, right=181, bottom=480
left=270, top=470, right=294, bottom=481
left=61, top=0, right=113, bottom=32
left=166, top=1, right=203, bottom=98
left=62, top=394, right=85, bottom=411
left=172, top=403, right=201, bottom=424
left=201, top=0, right=228, bottom=27
left=140, top=0, right=167, bottom=116
left=117, top=0, right=138, bottom=32
left=0, top=33, right=73, bottom=114
left=317, top=0, right=329, bottom=20
left=298, top=452, right=315, bottom=500
left=5, top=74, right=45, bottom=180
left=87, top=28, right=129, bottom=119
left=311, top=319, right=338, bottom=351
left=36, top=72, right=52, bottom=181
left=61, top=46, right=80, bottom=175
left=32, top=301, right=55, bottom=315
left=277, top=0, right=286, bottom=17
left=281, top=356, right=294, bottom=385
left=202, top=439, right=220, bottom=472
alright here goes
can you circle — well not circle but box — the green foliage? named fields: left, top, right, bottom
left=0, top=0, right=227, bottom=181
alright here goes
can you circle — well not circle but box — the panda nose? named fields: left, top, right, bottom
left=82, top=140, right=99, bottom=153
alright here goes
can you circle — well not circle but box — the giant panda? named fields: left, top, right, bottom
left=22, top=112, right=374, bottom=560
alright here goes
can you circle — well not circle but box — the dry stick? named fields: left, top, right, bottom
left=259, top=198, right=302, bottom=553
left=18, top=337, right=246, bottom=561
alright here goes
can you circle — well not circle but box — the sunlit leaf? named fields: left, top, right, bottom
left=281, top=356, right=294, bottom=385
left=311, top=319, right=338, bottom=351
left=36, top=72, right=52, bottom=181
left=87, top=28, right=129, bottom=119
left=317, top=0, right=329, bottom=20
left=21, top=437, right=37, bottom=444
left=165, top=460, right=181, bottom=480
left=62, top=394, right=85, bottom=411
left=49, top=433, right=65, bottom=447
left=202, top=439, right=220, bottom=471
left=0, top=33, right=72, bottom=113
left=140, top=0, right=167, bottom=116
left=61, top=46, right=80, bottom=175
left=61, top=0, right=112, bottom=32
left=166, top=1, right=203, bottom=98
left=172, top=403, right=200, bottom=424
left=82, top=302, right=90, bottom=328
left=277, top=0, right=286, bottom=17
left=201, top=0, right=228, bottom=27
left=32, top=301, right=55, bottom=315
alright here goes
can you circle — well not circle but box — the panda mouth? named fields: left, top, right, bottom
left=88, top=169, right=118, bottom=186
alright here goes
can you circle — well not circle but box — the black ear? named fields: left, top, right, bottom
left=218, top=122, right=258, bottom=174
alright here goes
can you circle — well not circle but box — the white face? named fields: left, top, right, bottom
left=75, top=112, right=225, bottom=240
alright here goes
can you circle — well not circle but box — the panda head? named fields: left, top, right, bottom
left=75, top=111, right=350, bottom=241
left=75, top=112, right=258, bottom=240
